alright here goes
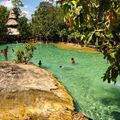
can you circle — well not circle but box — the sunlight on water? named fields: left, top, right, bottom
left=0, top=43, right=120, bottom=120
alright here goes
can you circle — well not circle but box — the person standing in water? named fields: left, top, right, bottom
left=38, top=60, right=42, bottom=67
left=3, top=46, right=8, bottom=61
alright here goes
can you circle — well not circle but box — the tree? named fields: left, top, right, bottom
left=31, top=2, right=65, bottom=42
left=11, top=0, right=30, bottom=39
left=15, top=42, right=36, bottom=63
left=11, top=0, right=24, bottom=19
left=59, top=0, right=120, bottom=83
left=0, top=6, right=9, bottom=41
left=18, top=16, right=31, bottom=38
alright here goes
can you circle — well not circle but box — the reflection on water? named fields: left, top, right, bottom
left=0, top=43, right=120, bottom=120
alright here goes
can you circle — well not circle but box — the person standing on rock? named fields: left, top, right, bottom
left=3, top=46, right=8, bottom=61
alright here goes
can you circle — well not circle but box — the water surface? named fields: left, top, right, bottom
left=0, top=43, right=120, bottom=120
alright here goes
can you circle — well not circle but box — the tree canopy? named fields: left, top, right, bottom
left=31, top=2, right=65, bottom=42
left=18, top=16, right=31, bottom=38
left=0, top=6, right=9, bottom=39
left=11, top=0, right=24, bottom=18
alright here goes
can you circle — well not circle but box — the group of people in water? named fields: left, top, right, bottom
left=39, top=58, right=75, bottom=69
left=0, top=46, right=76, bottom=67
left=0, top=46, right=8, bottom=61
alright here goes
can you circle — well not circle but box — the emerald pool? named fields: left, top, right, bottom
left=0, top=43, right=120, bottom=120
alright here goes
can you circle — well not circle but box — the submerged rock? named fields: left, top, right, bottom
left=0, top=62, right=74, bottom=120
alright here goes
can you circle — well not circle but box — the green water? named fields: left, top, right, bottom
left=0, top=43, right=120, bottom=120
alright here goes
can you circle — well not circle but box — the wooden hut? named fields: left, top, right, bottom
left=6, top=10, right=19, bottom=42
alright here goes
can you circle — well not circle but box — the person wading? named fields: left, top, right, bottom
left=3, top=46, right=8, bottom=61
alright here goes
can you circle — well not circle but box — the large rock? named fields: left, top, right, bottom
left=0, top=62, right=74, bottom=120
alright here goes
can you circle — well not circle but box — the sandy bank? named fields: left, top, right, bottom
left=51, top=42, right=99, bottom=54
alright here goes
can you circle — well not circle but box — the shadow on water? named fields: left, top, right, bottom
left=100, top=88, right=120, bottom=119
left=100, top=89, right=120, bottom=107
left=73, top=99, right=93, bottom=120
left=63, top=66, right=74, bottom=71
left=60, top=85, right=82, bottom=112
left=73, top=63, right=79, bottom=65
left=74, top=99, right=82, bottom=112
left=111, top=111, right=120, bottom=120
left=41, top=65, right=49, bottom=70
left=100, top=98, right=112, bottom=106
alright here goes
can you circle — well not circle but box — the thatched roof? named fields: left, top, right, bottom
left=7, top=27, right=19, bottom=35
left=6, top=9, right=19, bottom=35
left=8, top=10, right=17, bottom=19
left=6, top=19, right=18, bottom=26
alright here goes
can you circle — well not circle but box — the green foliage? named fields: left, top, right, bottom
left=58, top=28, right=68, bottom=38
left=18, top=16, right=31, bottom=38
left=68, top=29, right=81, bottom=40
left=12, top=0, right=24, bottom=7
left=102, top=44, right=120, bottom=83
left=11, top=0, right=31, bottom=38
left=15, top=49, right=25, bottom=63
left=0, top=6, right=9, bottom=37
left=61, top=0, right=120, bottom=83
left=11, top=0, right=24, bottom=19
left=31, top=2, right=65, bottom=40
left=15, top=43, right=36, bottom=63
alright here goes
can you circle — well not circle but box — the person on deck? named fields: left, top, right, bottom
left=3, top=46, right=8, bottom=61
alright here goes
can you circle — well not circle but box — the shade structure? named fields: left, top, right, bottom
left=7, top=27, right=19, bottom=35
left=6, top=9, right=19, bottom=36
left=8, top=10, right=17, bottom=19
left=6, top=19, right=18, bottom=26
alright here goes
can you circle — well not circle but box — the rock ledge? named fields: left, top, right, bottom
left=0, top=62, right=90, bottom=120
left=0, top=62, right=74, bottom=120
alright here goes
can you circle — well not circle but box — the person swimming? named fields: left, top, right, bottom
left=71, top=58, right=75, bottom=64
left=59, top=65, right=62, bottom=68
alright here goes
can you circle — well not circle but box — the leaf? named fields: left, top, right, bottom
left=71, top=0, right=77, bottom=6
left=95, top=32, right=101, bottom=37
left=95, top=39, right=99, bottom=46
left=106, top=33, right=113, bottom=38
left=96, top=29, right=104, bottom=32
left=74, top=16, right=80, bottom=27
left=87, top=32, right=95, bottom=43
left=63, top=2, right=71, bottom=12
left=81, top=35, right=85, bottom=40
left=110, top=52, right=116, bottom=59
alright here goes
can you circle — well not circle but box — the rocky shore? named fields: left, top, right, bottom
left=0, top=62, right=89, bottom=120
